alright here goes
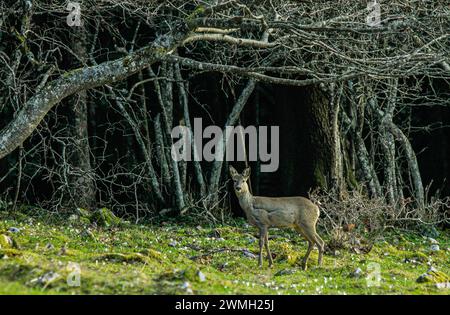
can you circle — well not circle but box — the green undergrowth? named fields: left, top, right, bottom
left=0, top=208, right=448, bottom=295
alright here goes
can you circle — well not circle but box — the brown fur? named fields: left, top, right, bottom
left=230, top=166, right=324, bottom=270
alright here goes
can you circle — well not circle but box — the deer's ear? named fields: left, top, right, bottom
left=229, top=166, right=239, bottom=180
left=243, top=167, right=251, bottom=179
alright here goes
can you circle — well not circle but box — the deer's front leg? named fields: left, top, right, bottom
left=264, top=230, right=273, bottom=267
left=258, top=227, right=266, bottom=267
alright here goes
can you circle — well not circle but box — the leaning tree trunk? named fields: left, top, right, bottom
left=174, top=62, right=206, bottom=196
left=208, top=28, right=274, bottom=208
left=208, top=80, right=256, bottom=207
left=387, top=123, right=425, bottom=208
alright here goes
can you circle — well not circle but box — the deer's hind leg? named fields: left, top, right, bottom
left=294, top=226, right=314, bottom=270
left=313, top=233, right=325, bottom=266
left=302, top=240, right=315, bottom=271
left=299, top=223, right=324, bottom=267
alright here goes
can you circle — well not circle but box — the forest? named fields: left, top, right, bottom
left=0, top=0, right=449, bottom=295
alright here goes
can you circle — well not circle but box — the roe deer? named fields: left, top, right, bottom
left=229, top=166, right=324, bottom=270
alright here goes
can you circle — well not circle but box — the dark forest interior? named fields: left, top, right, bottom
left=0, top=0, right=448, bottom=226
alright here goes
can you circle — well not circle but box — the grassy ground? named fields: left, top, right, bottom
left=0, top=208, right=449, bottom=295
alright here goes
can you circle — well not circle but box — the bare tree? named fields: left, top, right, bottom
left=0, top=0, right=448, bottom=218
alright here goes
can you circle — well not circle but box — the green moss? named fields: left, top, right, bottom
left=96, top=252, right=149, bottom=264
left=158, top=266, right=204, bottom=283
left=62, top=68, right=82, bottom=78
left=186, top=5, right=206, bottom=28
left=417, top=268, right=450, bottom=284
left=182, top=266, right=200, bottom=282
left=405, top=251, right=429, bottom=263
left=122, top=56, right=131, bottom=67
left=189, top=5, right=205, bottom=19
left=154, top=46, right=169, bottom=57
left=313, top=164, right=328, bottom=189
left=345, top=167, right=359, bottom=190
left=274, top=243, right=300, bottom=266
left=73, top=208, right=91, bottom=225
left=141, top=248, right=164, bottom=261
left=0, top=210, right=448, bottom=295
left=0, top=234, right=17, bottom=249
left=76, top=208, right=90, bottom=218
left=0, top=248, right=22, bottom=258
left=80, top=217, right=91, bottom=225
left=89, top=208, right=122, bottom=227
left=14, top=30, right=26, bottom=44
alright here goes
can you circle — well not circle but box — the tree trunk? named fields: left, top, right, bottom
left=154, top=114, right=171, bottom=191
left=66, top=26, right=95, bottom=209
left=329, top=83, right=344, bottom=195
left=158, top=65, right=185, bottom=212
left=368, top=80, right=399, bottom=205
left=174, top=62, right=206, bottom=196
left=305, top=85, right=333, bottom=189
left=345, top=80, right=381, bottom=197
left=388, top=123, right=425, bottom=208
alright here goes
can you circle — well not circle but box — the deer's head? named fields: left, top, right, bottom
left=229, top=166, right=251, bottom=195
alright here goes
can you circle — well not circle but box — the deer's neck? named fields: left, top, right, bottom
left=236, top=190, right=254, bottom=217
